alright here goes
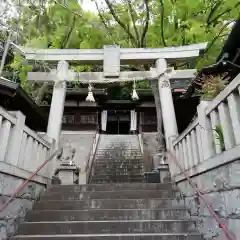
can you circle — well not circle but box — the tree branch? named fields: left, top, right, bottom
left=35, top=82, right=49, bottom=105
left=205, top=20, right=235, bottom=55
left=206, top=0, right=222, bottom=25
left=52, top=0, right=83, bottom=18
left=60, top=15, right=76, bottom=49
left=94, top=0, right=112, bottom=35
left=126, top=0, right=140, bottom=46
left=159, top=0, right=167, bottom=47
left=104, top=0, right=138, bottom=47
left=140, top=0, right=150, bottom=47
left=208, top=2, right=240, bottom=26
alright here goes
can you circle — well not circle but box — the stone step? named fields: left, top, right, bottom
left=97, top=144, right=140, bottom=147
left=41, top=190, right=174, bottom=201
left=94, top=160, right=143, bottom=164
left=26, top=209, right=190, bottom=222
left=92, top=170, right=143, bottom=176
left=95, top=156, right=142, bottom=160
left=33, top=199, right=184, bottom=210
left=47, top=183, right=174, bottom=192
left=11, top=233, right=203, bottom=240
left=90, top=178, right=144, bottom=183
left=97, top=142, right=140, bottom=145
left=92, top=167, right=143, bottom=173
left=92, top=173, right=144, bottom=178
left=11, top=234, right=203, bottom=240
left=100, top=134, right=138, bottom=138
left=97, top=145, right=140, bottom=148
left=91, top=174, right=144, bottom=178
left=98, top=140, right=140, bottom=143
left=91, top=177, right=145, bottom=184
left=96, top=148, right=142, bottom=156
left=18, top=220, right=197, bottom=235
left=93, top=165, right=143, bottom=170
left=96, top=149, right=141, bottom=152
left=93, top=163, right=143, bottom=168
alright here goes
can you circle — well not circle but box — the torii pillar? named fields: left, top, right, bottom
left=47, top=60, right=69, bottom=146
left=156, top=59, right=178, bottom=149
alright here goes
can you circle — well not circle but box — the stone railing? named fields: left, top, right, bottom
left=0, top=107, right=52, bottom=180
left=86, top=133, right=100, bottom=183
left=172, top=73, right=240, bottom=180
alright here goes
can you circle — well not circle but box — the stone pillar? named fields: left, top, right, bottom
left=156, top=59, right=178, bottom=149
left=47, top=61, right=68, bottom=147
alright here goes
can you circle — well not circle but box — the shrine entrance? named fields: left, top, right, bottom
left=106, top=110, right=130, bottom=134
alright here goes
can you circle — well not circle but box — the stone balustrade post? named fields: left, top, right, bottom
left=197, top=101, right=215, bottom=160
left=0, top=118, right=11, bottom=162
left=5, top=111, right=26, bottom=165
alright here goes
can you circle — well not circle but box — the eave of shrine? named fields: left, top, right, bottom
left=0, top=77, right=48, bottom=131
left=184, top=19, right=240, bottom=98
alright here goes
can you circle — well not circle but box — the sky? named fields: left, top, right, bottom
left=81, top=0, right=99, bottom=13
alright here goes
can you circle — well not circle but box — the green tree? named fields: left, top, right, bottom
left=3, top=0, right=240, bottom=152
left=9, top=0, right=107, bottom=103
left=92, top=0, right=239, bottom=151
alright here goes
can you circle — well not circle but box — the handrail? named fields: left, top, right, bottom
left=86, top=133, right=100, bottom=183
left=167, top=150, right=235, bottom=240
left=85, top=133, right=97, bottom=172
left=0, top=148, right=62, bottom=213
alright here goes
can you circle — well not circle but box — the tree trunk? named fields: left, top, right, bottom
left=35, top=82, right=49, bottom=105
left=150, top=79, right=165, bottom=152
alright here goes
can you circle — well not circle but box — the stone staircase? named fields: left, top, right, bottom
left=11, top=183, right=203, bottom=240
left=10, top=134, right=203, bottom=239
left=90, top=134, right=144, bottom=183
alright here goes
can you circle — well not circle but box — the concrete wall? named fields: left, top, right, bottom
left=141, top=132, right=159, bottom=171
left=0, top=173, right=46, bottom=240
left=60, top=131, right=96, bottom=172
left=142, top=132, right=159, bottom=155
left=176, top=159, right=240, bottom=239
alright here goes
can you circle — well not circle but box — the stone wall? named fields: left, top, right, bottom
left=176, top=159, right=240, bottom=239
left=60, top=131, right=96, bottom=172
left=0, top=173, right=46, bottom=240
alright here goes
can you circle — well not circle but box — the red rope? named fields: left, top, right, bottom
left=167, top=150, right=235, bottom=240
left=0, top=149, right=61, bottom=213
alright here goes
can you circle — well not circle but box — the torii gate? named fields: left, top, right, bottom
left=23, top=43, right=207, bottom=148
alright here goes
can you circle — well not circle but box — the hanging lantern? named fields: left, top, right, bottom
left=131, top=80, right=139, bottom=101
left=86, top=83, right=95, bottom=102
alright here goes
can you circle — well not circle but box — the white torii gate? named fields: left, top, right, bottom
left=24, top=43, right=207, bottom=148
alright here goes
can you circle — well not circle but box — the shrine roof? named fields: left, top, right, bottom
left=184, top=19, right=240, bottom=98
left=0, top=77, right=48, bottom=131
